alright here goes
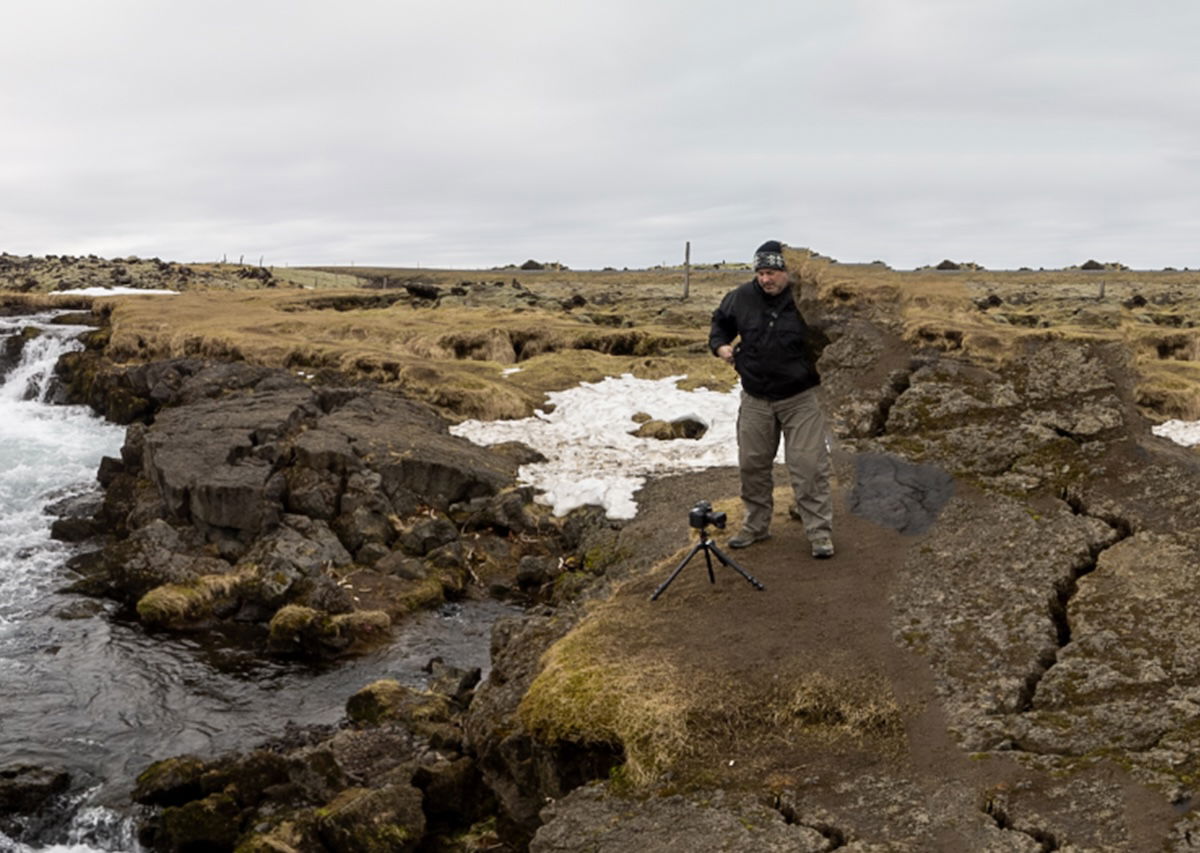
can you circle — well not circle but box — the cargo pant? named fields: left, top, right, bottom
left=736, top=387, right=833, bottom=539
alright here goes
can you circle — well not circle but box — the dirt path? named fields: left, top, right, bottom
left=601, top=461, right=1178, bottom=848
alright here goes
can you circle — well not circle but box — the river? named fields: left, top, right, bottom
left=0, top=313, right=512, bottom=852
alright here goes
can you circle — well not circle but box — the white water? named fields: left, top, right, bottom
left=0, top=314, right=130, bottom=851
left=0, top=315, right=515, bottom=852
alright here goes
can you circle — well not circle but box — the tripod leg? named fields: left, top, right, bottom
left=651, top=540, right=706, bottom=601
left=702, top=543, right=716, bottom=584
left=707, top=541, right=766, bottom=591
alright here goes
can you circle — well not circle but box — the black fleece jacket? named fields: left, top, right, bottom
left=708, top=280, right=820, bottom=400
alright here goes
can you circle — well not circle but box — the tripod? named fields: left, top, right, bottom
left=650, top=524, right=765, bottom=601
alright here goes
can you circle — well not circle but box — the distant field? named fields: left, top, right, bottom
left=5, top=251, right=1200, bottom=423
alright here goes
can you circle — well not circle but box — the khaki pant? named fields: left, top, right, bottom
left=736, top=387, right=833, bottom=539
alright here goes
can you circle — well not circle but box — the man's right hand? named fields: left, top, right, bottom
left=715, top=344, right=735, bottom=365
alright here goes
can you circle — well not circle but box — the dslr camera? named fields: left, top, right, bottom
left=688, top=499, right=726, bottom=530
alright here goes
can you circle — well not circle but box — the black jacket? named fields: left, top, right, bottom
left=708, top=280, right=820, bottom=400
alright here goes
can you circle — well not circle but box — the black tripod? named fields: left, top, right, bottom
left=650, top=524, right=765, bottom=601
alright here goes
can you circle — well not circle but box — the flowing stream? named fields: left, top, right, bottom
left=0, top=313, right=512, bottom=852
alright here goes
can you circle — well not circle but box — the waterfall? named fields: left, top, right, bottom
left=0, top=311, right=514, bottom=852
left=0, top=314, right=137, bottom=851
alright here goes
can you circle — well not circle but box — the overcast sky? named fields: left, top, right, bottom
left=3, top=1, right=1198, bottom=270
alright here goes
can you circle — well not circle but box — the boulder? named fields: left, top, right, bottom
left=316, top=783, right=425, bottom=853
left=0, top=764, right=69, bottom=816
left=238, top=514, right=353, bottom=609
left=141, top=388, right=319, bottom=537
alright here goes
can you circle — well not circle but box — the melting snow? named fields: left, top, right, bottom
left=1153, top=419, right=1200, bottom=447
left=451, top=374, right=765, bottom=519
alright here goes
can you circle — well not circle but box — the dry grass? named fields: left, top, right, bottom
left=517, top=549, right=904, bottom=788
left=94, top=286, right=732, bottom=420
left=13, top=254, right=1199, bottom=423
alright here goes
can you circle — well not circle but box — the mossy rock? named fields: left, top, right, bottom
left=133, top=755, right=208, bottom=807
left=550, top=570, right=594, bottom=603
left=136, top=573, right=244, bottom=629
left=316, top=784, right=425, bottom=853
left=160, top=791, right=242, bottom=850
left=346, top=679, right=454, bottom=732
left=233, top=811, right=324, bottom=852
left=393, top=575, right=446, bottom=613
left=327, top=609, right=392, bottom=653
left=266, top=604, right=321, bottom=653
left=268, top=605, right=392, bottom=658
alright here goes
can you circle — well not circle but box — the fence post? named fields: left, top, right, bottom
left=683, top=241, right=691, bottom=299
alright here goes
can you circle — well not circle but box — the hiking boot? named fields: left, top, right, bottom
left=728, top=531, right=770, bottom=549
left=810, top=535, right=835, bottom=559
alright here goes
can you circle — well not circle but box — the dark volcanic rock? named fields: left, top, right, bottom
left=0, top=764, right=69, bottom=816
left=464, top=612, right=622, bottom=833
left=142, top=387, right=318, bottom=537
left=532, top=784, right=827, bottom=852
left=848, top=452, right=954, bottom=534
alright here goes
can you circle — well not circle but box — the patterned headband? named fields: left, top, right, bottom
left=754, top=251, right=786, bottom=271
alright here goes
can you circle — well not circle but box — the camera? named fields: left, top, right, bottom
left=688, top=499, right=726, bottom=530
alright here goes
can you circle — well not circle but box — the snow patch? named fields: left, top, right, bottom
left=451, top=374, right=775, bottom=519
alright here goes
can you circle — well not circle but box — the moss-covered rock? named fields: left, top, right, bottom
left=315, top=784, right=425, bottom=853
left=159, top=791, right=241, bottom=851
left=345, top=679, right=459, bottom=747
left=133, top=755, right=208, bottom=807
left=266, top=604, right=392, bottom=658
left=135, top=572, right=244, bottom=628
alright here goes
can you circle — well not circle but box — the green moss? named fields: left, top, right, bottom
left=136, top=572, right=246, bottom=628
left=160, top=792, right=241, bottom=850
left=551, top=570, right=593, bottom=603
left=136, top=582, right=210, bottom=626
left=394, top=576, right=445, bottom=613
left=346, top=679, right=409, bottom=725
left=582, top=543, right=630, bottom=572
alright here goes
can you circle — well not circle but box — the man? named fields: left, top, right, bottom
left=709, top=240, right=834, bottom=558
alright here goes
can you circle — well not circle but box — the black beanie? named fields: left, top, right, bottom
left=753, top=240, right=786, bottom=271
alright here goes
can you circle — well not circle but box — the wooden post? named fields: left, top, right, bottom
left=683, top=241, right=691, bottom=299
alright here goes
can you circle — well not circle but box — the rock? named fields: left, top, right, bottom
left=375, top=551, right=429, bottom=580
left=142, top=389, right=315, bottom=536
left=397, top=515, right=459, bottom=556
left=465, top=612, right=621, bottom=832
left=412, top=756, right=491, bottom=826
left=133, top=755, right=208, bottom=807
left=532, top=784, right=828, bottom=852
left=158, top=792, right=241, bottom=850
left=0, top=764, right=70, bottom=815
left=316, top=783, right=425, bottom=853
left=266, top=605, right=391, bottom=658
left=427, top=660, right=482, bottom=706
left=49, top=515, right=99, bottom=542
left=629, top=416, right=707, bottom=440
left=891, top=493, right=1120, bottom=750
left=239, top=515, right=352, bottom=609
left=405, top=282, right=440, bottom=300
left=516, top=554, right=561, bottom=588
left=0, top=326, right=41, bottom=381
left=847, top=452, right=954, bottom=534
left=284, top=466, right=341, bottom=520
left=100, top=519, right=216, bottom=602
left=346, top=680, right=457, bottom=741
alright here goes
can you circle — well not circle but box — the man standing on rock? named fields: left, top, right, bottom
left=709, top=240, right=834, bottom=558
